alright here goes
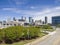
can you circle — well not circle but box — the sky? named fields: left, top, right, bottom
left=0, top=0, right=60, bottom=23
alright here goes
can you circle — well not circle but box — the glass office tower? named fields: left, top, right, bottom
left=45, top=16, right=47, bottom=24
left=52, top=16, right=60, bottom=25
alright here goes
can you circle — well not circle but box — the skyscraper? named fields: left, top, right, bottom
left=13, top=17, right=16, bottom=21
left=32, top=19, right=34, bottom=23
left=29, top=17, right=32, bottom=24
left=45, top=16, right=47, bottom=24
left=21, top=16, right=23, bottom=20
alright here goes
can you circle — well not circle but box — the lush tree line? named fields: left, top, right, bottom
left=0, top=25, right=53, bottom=44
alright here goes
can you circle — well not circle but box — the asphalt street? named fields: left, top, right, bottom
left=34, top=28, right=60, bottom=45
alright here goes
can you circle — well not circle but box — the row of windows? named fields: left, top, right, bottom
left=3, top=24, right=21, bottom=26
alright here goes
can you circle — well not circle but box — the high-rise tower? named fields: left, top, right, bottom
left=29, top=17, right=32, bottom=24
left=45, top=16, right=47, bottom=24
left=13, top=17, right=16, bottom=21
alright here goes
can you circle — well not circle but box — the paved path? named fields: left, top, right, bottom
left=34, top=28, right=60, bottom=45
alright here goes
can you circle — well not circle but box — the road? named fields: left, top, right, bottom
left=34, top=28, right=60, bottom=45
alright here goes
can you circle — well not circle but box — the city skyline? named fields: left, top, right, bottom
left=0, top=0, right=60, bottom=23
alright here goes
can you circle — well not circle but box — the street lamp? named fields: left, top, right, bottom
left=27, top=29, right=29, bottom=40
left=27, top=29, right=31, bottom=45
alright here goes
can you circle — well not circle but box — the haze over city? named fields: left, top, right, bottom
left=0, top=0, right=60, bottom=23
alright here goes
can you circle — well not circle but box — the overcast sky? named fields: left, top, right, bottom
left=0, top=0, right=60, bottom=23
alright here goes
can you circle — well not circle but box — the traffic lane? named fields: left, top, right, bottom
left=35, top=28, right=60, bottom=45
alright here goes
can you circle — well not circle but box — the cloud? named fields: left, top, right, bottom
left=30, top=6, right=36, bottom=9
left=2, top=8, right=16, bottom=10
left=55, top=0, right=60, bottom=4
left=15, top=1, right=26, bottom=5
left=55, top=6, right=60, bottom=9
left=2, top=6, right=60, bottom=23
left=13, top=0, right=27, bottom=6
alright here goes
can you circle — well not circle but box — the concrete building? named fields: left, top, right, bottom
left=35, top=20, right=44, bottom=26
left=0, top=21, right=2, bottom=28
left=0, top=18, right=26, bottom=28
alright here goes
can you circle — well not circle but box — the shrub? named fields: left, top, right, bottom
left=42, top=25, right=53, bottom=29
left=29, top=27, right=40, bottom=38
left=56, top=24, right=60, bottom=27
left=0, top=26, right=41, bottom=43
left=20, top=26, right=40, bottom=39
left=4, top=26, right=23, bottom=43
left=0, top=29, right=4, bottom=43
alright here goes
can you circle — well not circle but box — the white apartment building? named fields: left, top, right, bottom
left=0, top=19, right=26, bottom=28
left=35, top=20, right=45, bottom=26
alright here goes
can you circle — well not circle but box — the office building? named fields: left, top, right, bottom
left=45, top=16, right=47, bottom=24
left=29, top=17, right=32, bottom=23
left=52, top=16, right=60, bottom=25
left=13, top=17, right=16, bottom=21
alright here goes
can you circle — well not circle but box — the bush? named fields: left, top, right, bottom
left=56, top=24, right=60, bottom=27
left=21, top=26, right=40, bottom=39
left=0, top=26, right=41, bottom=43
left=29, top=27, right=40, bottom=38
left=42, top=25, right=53, bottom=29
left=0, top=29, right=4, bottom=43
left=4, top=26, right=23, bottom=42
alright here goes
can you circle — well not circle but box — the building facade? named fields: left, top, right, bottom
left=0, top=18, right=26, bottom=28
left=45, top=16, right=47, bottom=24
left=52, top=16, right=60, bottom=25
left=35, top=20, right=45, bottom=26
left=29, top=17, right=33, bottom=24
